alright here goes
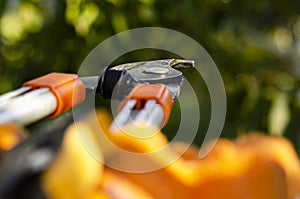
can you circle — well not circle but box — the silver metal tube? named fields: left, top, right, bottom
left=110, top=99, right=137, bottom=131
left=0, top=88, right=57, bottom=125
left=0, top=87, right=31, bottom=105
left=147, top=103, right=165, bottom=128
left=110, top=99, right=165, bottom=131
left=134, top=100, right=164, bottom=128
left=79, top=76, right=99, bottom=94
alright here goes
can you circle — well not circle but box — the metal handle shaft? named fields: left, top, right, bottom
left=0, top=88, right=57, bottom=125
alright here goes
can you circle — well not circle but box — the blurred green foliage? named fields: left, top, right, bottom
left=0, top=0, right=300, bottom=154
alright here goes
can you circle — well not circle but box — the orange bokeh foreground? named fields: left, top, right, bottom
left=41, top=110, right=300, bottom=199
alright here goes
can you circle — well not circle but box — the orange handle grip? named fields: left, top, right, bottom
left=23, top=73, right=86, bottom=117
left=120, top=84, right=174, bottom=127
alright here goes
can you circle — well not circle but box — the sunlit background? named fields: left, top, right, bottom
left=0, top=0, right=299, bottom=155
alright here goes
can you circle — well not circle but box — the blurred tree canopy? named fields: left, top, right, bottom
left=0, top=0, right=300, bottom=154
